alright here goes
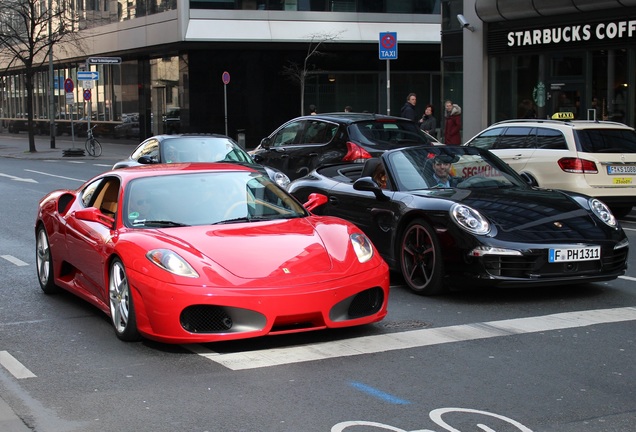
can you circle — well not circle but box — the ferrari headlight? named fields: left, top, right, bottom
left=451, top=203, right=490, bottom=235
left=146, top=249, right=199, bottom=278
left=350, top=233, right=373, bottom=263
left=589, top=198, right=617, bottom=228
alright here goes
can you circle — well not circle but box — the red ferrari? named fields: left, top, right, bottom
left=35, top=163, right=389, bottom=344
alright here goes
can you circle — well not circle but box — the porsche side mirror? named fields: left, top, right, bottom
left=74, top=207, right=115, bottom=228
left=354, top=177, right=390, bottom=201
left=259, top=137, right=271, bottom=149
left=303, top=193, right=328, bottom=212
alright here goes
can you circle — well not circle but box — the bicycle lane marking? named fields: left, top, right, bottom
left=187, top=306, right=636, bottom=370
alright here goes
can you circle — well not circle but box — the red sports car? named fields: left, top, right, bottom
left=35, top=163, right=389, bottom=344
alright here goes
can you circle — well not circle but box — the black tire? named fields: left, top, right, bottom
left=36, top=226, right=59, bottom=294
left=108, top=258, right=141, bottom=341
left=399, top=219, right=445, bottom=295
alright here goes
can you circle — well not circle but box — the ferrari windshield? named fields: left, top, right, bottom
left=385, top=146, right=528, bottom=191
left=124, top=171, right=306, bottom=228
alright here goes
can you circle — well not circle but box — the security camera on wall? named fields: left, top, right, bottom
left=457, top=14, right=475, bottom=32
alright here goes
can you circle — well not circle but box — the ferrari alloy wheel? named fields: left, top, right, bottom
left=109, top=258, right=141, bottom=341
left=36, top=227, right=58, bottom=294
left=399, top=219, right=445, bottom=295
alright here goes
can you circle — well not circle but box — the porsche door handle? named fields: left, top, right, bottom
left=329, top=196, right=339, bottom=205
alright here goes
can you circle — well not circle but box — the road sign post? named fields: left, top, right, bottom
left=222, top=71, right=230, bottom=136
left=379, top=32, right=398, bottom=115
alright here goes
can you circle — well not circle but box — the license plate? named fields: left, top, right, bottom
left=607, top=165, right=636, bottom=175
left=549, top=246, right=601, bottom=263
left=612, top=177, right=633, bottom=185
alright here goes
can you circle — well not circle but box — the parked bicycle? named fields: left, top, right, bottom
left=85, top=125, right=102, bottom=157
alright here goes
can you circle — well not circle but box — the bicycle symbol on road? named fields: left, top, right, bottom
left=332, top=407, right=533, bottom=432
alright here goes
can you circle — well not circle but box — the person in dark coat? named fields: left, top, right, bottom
left=400, top=93, right=418, bottom=122
left=419, top=104, right=437, bottom=136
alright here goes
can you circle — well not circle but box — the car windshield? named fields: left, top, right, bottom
left=575, top=128, right=636, bottom=153
left=385, top=146, right=528, bottom=191
left=350, top=120, right=435, bottom=146
left=161, top=137, right=254, bottom=163
left=123, top=171, right=306, bottom=228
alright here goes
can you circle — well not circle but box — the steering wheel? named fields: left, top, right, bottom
left=223, top=200, right=249, bottom=219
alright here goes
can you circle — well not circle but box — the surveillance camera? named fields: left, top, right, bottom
left=456, top=14, right=474, bottom=31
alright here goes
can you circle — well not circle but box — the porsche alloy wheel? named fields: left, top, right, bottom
left=109, top=258, right=141, bottom=341
left=399, top=219, right=445, bottom=295
left=36, top=227, right=58, bottom=294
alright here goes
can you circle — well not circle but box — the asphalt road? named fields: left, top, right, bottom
left=1, top=133, right=635, bottom=432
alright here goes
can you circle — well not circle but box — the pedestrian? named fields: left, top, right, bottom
left=419, top=104, right=437, bottom=136
left=400, top=93, right=417, bottom=122
left=443, top=99, right=462, bottom=145
left=309, top=105, right=317, bottom=115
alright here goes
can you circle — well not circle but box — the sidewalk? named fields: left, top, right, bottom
left=0, top=132, right=136, bottom=161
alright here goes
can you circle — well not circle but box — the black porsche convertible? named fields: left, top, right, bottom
left=289, top=145, right=629, bottom=295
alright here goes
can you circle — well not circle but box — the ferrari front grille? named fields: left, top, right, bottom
left=348, top=287, right=384, bottom=318
left=180, top=305, right=233, bottom=333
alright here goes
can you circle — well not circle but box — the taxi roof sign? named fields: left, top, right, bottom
left=552, top=112, right=575, bottom=120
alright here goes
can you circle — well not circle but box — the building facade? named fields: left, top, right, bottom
left=456, top=0, right=636, bottom=140
left=0, top=1, right=443, bottom=146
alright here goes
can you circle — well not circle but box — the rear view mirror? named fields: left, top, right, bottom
left=304, top=193, right=328, bottom=212
left=74, top=207, right=115, bottom=228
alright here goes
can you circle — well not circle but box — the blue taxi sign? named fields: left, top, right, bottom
left=379, top=32, right=398, bottom=60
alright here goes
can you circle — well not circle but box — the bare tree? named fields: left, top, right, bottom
left=0, top=0, right=83, bottom=152
left=282, top=31, right=342, bottom=116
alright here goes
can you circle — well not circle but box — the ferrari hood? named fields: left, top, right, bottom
left=162, top=218, right=333, bottom=279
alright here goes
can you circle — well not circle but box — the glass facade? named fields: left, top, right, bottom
left=189, top=0, right=440, bottom=13
left=489, top=49, right=635, bottom=127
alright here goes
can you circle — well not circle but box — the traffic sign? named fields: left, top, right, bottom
left=87, top=57, right=122, bottom=65
left=222, top=71, right=230, bottom=85
left=64, top=78, right=74, bottom=93
left=379, top=32, right=398, bottom=60
left=83, top=89, right=92, bottom=101
left=77, top=71, right=99, bottom=81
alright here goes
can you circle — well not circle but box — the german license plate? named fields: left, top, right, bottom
left=549, top=246, right=601, bottom=262
left=607, top=165, right=636, bottom=175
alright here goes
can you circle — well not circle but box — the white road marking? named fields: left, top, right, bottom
left=24, top=169, right=85, bottom=182
left=94, top=164, right=112, bottom=167
left=1, top=255, right=28, bottom=267
left=622, top=227, right=636, bottom=231
left=188, top=307, right=636, bottom=371
left=619, top=275, right=636, bottom=281
left=0, top=351, right=37, bottom=379
left=0, top=172, right=37, bottom=183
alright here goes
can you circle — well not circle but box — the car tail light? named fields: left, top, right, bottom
left=343, top=141, right=372, bottom=162
left=557, top=157, right=598, bottom=174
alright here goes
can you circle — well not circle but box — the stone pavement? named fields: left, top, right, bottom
left=0, top=131, right=137, bottom=161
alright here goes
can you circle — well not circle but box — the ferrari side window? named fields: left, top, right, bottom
left=80, top=179, right=104, bottom=208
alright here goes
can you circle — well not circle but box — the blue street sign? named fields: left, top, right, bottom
left=379, top=32, right=398, bottom=60
left=77, top=71, right=99, bottom=81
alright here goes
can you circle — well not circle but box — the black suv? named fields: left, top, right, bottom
left=251, top=113, right=440, bottom=180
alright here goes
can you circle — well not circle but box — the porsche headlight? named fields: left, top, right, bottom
left=589, top=198, right=617, bottom=228
left=451, top=203, right=490, bottom=235
left=146, top=249, right=199, bottom=278
left=351, top=233, right=374, bottom=263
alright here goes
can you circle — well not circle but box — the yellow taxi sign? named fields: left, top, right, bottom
left=551, top=112, right=575, bottom=120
